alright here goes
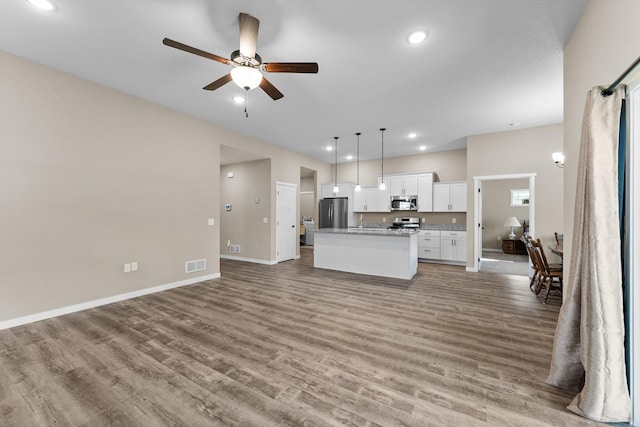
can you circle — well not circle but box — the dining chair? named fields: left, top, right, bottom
left=530, top=238, right=563, bottom=303
left=521, top=236, right=539, bottom=291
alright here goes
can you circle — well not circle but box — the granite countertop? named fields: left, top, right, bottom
left=316, top=228, right=416, bottom=237
left=355, top=223, right=467, bottom=231
left=419, top=224, right=466, bottom=231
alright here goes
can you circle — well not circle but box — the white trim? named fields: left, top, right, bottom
left=466, top=266, right=478, bottom=272
left=220, top=254, right=277, bottom=265
left=472, top=173, right=536, bottom=273
left=0, top=273, right=221, bottom=331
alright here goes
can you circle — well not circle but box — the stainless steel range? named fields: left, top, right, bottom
left=387, top=217, right=420, bottom=230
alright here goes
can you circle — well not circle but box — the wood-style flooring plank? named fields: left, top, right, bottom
left=0, top=249, right=604, bottom=426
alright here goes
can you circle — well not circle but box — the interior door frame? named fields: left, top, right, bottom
left=275, top=181, right=298, bottom=263
left=471, top=173, right=536, bottom=272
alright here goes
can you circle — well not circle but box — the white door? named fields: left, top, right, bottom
left=403, top=174, right=419, bottom=195
left=433, top=184, right=450, bottom=211
left=389, top=176, right=404, bottom=196
left=450, top=182, right=467, bottom=212
left=276, top=182, right=297, bottom=262
left=353, top=189, right=366, bottom=212
left=417, top=173, right=433, bottom=212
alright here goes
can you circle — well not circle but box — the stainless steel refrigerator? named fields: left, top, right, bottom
left=318, top=197, right=348, bottom=229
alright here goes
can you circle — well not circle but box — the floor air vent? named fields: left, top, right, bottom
left=229, top=245, right=241, bottom=254
left=185, top=259, right=207, bottom=274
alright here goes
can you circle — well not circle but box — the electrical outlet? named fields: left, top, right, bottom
left=452, top=218, right=456, bottom=224
left=263, top=217, right=268, bottom=223
left=131, top=262, right=138, bottom=271
left=124, top=263, right=131, bottom=273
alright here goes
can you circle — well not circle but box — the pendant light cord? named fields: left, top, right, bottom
left=355, top=132, right=361, bottom=187
left=334, top=137, right=339, bottom=187
left=380, top=128, right=386, bottom=185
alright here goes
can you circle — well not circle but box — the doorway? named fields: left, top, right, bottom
left=472, top=173, right=536, bottom=273
left=276, top=181, right=297, bottom=262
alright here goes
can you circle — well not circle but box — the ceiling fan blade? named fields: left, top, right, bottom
left=259, top=77, right=284, bottom=100
left=238, top=13, right=259, bottom=59
left=263, top=62, right=319, bottom=73
left=202, top=73, right=233, bottom=91
left=163, top=38, right=229, bottom=65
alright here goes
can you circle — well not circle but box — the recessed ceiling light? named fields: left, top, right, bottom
left=326, top=146, right=333, bottom=152
left=408, top=132, right=417, bottom=139
left=346, top=155, right=353, bottom=160
left=26, top=0, right=55, bottom=11
left=407, top=30, right=428, bottom=44
left=509, top=122, right=521, bottom=127
left=419, top=145, right=427, bottom=151
left=232, top=96, right=244, bottom=104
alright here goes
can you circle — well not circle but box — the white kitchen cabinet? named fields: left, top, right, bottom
left=417, top=229, right=441, bottom=260
left=440, top=230, right=466, bottom=262
left=417, top=173, right=434, bottom=212
left=389, top=174, right=418, bottom=197
left=353, top=187, right=390, bottom=212
left=433, top=182, right=467, bottom=212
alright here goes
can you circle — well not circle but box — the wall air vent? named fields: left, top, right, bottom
left=229, top=245, right=241, bottom=254
left=185, top=259, right=207, bottom=274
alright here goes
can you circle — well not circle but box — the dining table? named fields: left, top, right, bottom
left=549, top=243, right=563, bottom=258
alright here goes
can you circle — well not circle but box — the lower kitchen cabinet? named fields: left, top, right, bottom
left=440, top=230, right=466, bottom=263
left=417, top=229, right=441, bottom=260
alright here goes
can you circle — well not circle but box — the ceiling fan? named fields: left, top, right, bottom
left=163, top=12, right=319, bottom=101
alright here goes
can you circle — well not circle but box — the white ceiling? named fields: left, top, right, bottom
left=0, top=0, right=587, bottom=164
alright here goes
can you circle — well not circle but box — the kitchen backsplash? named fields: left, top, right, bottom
left=357, top=212, right=466, bottom=226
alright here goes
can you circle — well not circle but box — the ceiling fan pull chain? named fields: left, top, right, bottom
left=244, top=89, right=249, bottom=118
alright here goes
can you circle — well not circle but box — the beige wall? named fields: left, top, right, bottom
left=0, top=50, right=330, bottom=323
left=335, top=148, right=467, bottom=188
left=562, top=0, right=640, bottom=270
left=220, top=160, right=271, bottom=261
left=482, top=178, right=530, bottom=250
left=467, top=124, right=564, bottom=266
left=300, top=176, right=316, bottom=221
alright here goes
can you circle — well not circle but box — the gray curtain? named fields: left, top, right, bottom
left=546, top=86, right=630, bottom=422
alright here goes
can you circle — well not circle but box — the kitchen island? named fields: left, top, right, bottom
left=313, top=228, right=417, bottom=280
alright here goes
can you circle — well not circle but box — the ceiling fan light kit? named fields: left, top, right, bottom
left=162, top=12, right=318, bottom=108
left=230, top=66, right=262, bottom=90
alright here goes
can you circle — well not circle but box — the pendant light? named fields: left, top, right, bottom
left=355, top=132, right=361, bottom=192
left=333, top=137, right=339, bottom=194
left=379, top=128, right=386, bottom=190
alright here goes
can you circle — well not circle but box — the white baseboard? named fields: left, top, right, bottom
left=466, top=266, right=479, bottom=272
left=220, top=255, right=277, bottom=265
left=0, top=273, right=221, bottom=331
left=482, top=248, right=502, bottom=253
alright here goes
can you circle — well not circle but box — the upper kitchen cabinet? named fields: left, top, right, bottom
left=389, top=174, right=418, bottom=197
left=433, top=182, right=467, bottom=212
left=417, top=173, right=434, bottom=212
left=321, top=182, right=354, bottom=200
left=353, top=186, right=391, bottom=212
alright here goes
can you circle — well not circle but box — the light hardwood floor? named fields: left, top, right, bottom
left=0, top=249, right=603, bottom=426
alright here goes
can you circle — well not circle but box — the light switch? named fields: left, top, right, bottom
left=131, top=262, right=138, bottom=271
left=263, top=218, right=268, bottom=223
left=208, top=218, right=215, bottom=226
left=124, top=263, right=131, bottom=273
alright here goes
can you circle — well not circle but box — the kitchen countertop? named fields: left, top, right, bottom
left=317, top=228, right=415, bottom=237
left=352, top=223, right=467, bottom=232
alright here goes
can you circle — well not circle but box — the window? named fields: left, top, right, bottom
left=510, top=189, right=530, bottom=207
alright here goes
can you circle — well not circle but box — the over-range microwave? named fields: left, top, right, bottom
left=391, top=196, right=418, bottom=211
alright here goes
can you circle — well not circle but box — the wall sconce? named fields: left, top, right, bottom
left=552, top=152, right=565, bottom=168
